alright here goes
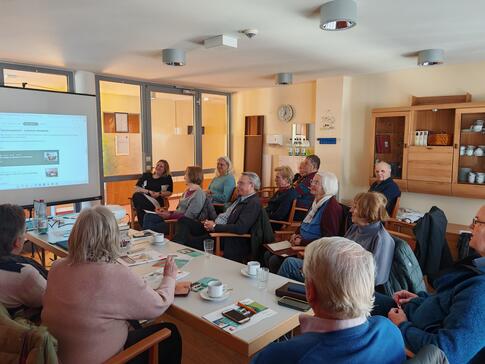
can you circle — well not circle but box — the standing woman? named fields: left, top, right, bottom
left=132, top=159, right=173, bottom=225
left=207, top=156, right=236, bottom=210
left=42, top=206, right=182, bottom=364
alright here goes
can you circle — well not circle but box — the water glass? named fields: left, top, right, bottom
left=257, top=267, right=269, bottom=289
left=203, top=239, right=214, bottom=256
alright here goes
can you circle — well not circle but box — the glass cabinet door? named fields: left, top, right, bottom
left=455, top=109, right=485, bottom=185
left=372, top=112, right=409, bottom=180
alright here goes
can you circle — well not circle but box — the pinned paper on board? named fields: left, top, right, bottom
left=115, top=135, right=129, bottom=155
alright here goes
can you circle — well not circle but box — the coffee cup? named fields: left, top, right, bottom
left=154, top=233, right=165, bottom=244
left=468, top=172, right=476, bottom=184
left=459, top=146, right=466, bottom=156
left=207, top=280, right=226, bottom=298
left=247, top=261, right=261, bottom=276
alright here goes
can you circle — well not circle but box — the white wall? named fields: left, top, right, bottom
left=343, top=61, right=485, bottom=224
left=233, top=61, right=485, bottom=224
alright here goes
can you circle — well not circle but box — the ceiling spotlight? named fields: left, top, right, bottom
left=320, top=0, right=357, bottom=31
left=276, top=73, right=293, bottom=85
left=162, top=48, right=186, bottom=66
left=417, top=49, right=444, bottom=66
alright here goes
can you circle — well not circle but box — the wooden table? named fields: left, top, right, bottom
left=26, top=227, right=302, bottom=364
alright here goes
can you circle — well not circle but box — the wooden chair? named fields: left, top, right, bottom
left=212, top=187, right=238, bottom=210
left=391, top=196, right=401, bottom=219
left=129, top=196, right=169, bottom=230
left=269, top=199, right=299, bottom=231
left=209, top=232, right=251, bottom=256
left=104, top=328, right=172, bottom=364
left=386, top=218, right=416, bottom=251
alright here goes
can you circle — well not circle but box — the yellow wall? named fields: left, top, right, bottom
left=343, top=61, right=485, bottom=224
left=231, top=81, right=316, bottom=180
left=232, top=62, right=485, bottom=224
left=100, top=93, right=142, bottom=176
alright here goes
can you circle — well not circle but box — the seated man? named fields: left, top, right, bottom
left=0, top=204, right=47, bottom=315
left=173, top=172, right=261, bottom=263
left=369, top=161, right=401, bottom=216
left=373, top=205, right=485, bottom=364
left=252, top=237, right=405, bottom=364
left=293, top=154, right=320, bottom=220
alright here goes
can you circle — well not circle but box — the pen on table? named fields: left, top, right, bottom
left=237, top=301, right=257, bottom=315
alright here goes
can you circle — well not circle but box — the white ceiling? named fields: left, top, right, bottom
left=2, top=0, right=485, bottom=91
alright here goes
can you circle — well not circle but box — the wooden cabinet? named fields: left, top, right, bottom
left=370, top=96, right=485, bottom=198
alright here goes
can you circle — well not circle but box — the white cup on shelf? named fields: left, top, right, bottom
left=468, top=172, right=476, bottom=184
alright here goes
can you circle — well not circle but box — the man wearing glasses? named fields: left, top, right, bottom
left=373, top=205, right=485, bottom=363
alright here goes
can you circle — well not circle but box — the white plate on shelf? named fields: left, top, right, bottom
left=200, top=288, right=231, bottom=302
left=240, top=267, right=258, bottom=279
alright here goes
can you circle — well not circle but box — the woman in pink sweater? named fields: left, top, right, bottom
left=42, top=206, right=181, bottom=364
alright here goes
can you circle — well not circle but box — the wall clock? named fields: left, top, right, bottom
left=277, top=104, right=294, bottom=122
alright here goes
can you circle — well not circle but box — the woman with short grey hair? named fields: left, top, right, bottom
left=252, top=237, right=405, bottom=364
left=42, top=206, right=183, bottom=364
left=208, top=156, right=236, bottom=209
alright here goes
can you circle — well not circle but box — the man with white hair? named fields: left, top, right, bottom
left=252, top=237, right=405, bottom=364
left=369, top=161, right=401, bottom=215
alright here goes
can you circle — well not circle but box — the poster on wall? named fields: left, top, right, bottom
left=115, top=135, right=129, bottom=156
left=115, top=112, right=129, bottom=132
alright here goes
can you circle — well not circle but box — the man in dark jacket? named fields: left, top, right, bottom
left=369, top=161, right=401, bottom=216
left=174, top=172, right=262, bottom=262
left=372, top=205, right=485, bottom=364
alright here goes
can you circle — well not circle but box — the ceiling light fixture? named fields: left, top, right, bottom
left=320, top=0, right=357, bottom=31
left=417, top=49, right=444, bottom=66
left=276, top=73, right=293, bottom=85
left=162, top=48, right=186, bottom=66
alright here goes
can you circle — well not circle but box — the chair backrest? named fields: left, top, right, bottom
left=391, top=196, right=401, bottom=218
left=339, top=203, right=352, bottom=236
left=229, top=187, right=238, bottom=203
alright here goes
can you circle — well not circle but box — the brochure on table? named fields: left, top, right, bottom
left=203, top=298, right=276, bottom=334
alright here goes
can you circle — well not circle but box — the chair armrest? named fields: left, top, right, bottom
left=210, top=233, right=251, bottom=238
left=104, top=328, right=171, bottom=364
left=212, top=203, right=225, bottom=207
left=209, top=233, right=251, bottom=256
left=269, top=219, right=290, bottom=225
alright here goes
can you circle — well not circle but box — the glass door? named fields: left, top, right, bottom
left=148, top=89, right=196, bottom=193
left=454, top=108, right=485, bottom=185
left=371, top=112, right=409, bottom=180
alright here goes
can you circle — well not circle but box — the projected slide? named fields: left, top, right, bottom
left=0, top=112, right=89, bottom=191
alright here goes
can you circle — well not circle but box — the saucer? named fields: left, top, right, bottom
left=200, top=288, right=231, bottom=302
left=240, top=267, right=257, bottom=279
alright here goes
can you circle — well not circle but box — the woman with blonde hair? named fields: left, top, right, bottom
left=42, top=206, right=182, bottom=364
left=278, top=191, right=394, bottom=287
left=207, top=156, right=236, bottom=210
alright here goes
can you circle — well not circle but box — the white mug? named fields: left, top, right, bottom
left=459, top=146, right=466, bottom=156
left=247, top=261, right=261, bottom=276
left=468, top=172, right=476, bottom=184
left=207, top=280, right=226, bottom=298
left=466, top=146, right=476, bottom=156
left=154, top=233, right=164, bottom=243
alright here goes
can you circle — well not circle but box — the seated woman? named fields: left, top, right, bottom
left=132, top=159, right=173, bottom=225
left=0, top=204, right=47, bottom=316
left=265, top=171, right=342, bottom=273
left=279, top=192, right=394, bottom=286
left=42, top=206, right=184, bottom=364
left=143, top=166, right=216, bottom=234
left=266, top=166, right=298, bottom=230
left=207, top=156, right=236, bottom=211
